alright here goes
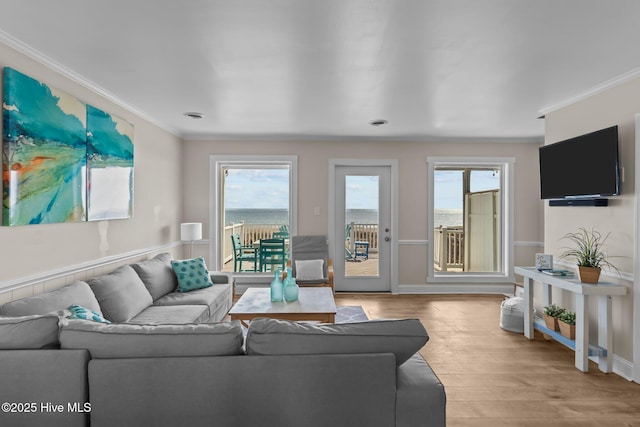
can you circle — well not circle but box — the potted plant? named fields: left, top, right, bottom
left=558, top=310, right=576, bottom=340
left=543, top=304, right=564, bottom=332
left=559, top=227, right=618, bottom=284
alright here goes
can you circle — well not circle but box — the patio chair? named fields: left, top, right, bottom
left=231, top=233, right=258, bottom=272
left=345, top=224, right=369, bottom=261
left=286, top=235, right=334, bottom=291
left=259, top=238, right=287, bottom=272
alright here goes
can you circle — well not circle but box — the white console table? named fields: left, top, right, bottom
left=514, top=266, right=627, bottom=373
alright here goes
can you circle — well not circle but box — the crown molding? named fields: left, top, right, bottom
left=539, top=66, right=640, bottom=116
left=0, top=29, right=180, bottom=138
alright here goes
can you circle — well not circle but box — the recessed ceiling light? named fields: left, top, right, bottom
left=184, top=112, right=204, bottom=119
left=369, top=119, right=388, bottom=126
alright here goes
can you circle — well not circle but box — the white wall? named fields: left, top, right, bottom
left=0, top=40, right=183, bottom=296
left=182, top=138, right=544, bottom=288
left=543, top=76, right=640, bottom=366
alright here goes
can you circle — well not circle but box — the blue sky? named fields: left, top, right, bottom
left=225, top=169, right=290, bottom=209
left=434, top=170, right=500, bottom=209
left=225, top=168, right=499, bottom=210
left=345, top=175, right=379, bottom=209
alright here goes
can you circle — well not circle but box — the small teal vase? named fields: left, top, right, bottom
left=270, top=269, right=283, bottom=302
left=283, top=267, right=299, bottom=302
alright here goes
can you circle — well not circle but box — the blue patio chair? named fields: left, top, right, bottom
left=231, top=233, right=258, bottom=272
left=345, top=224, right=369, bottom=261
left=259, top=238, right=287, bottom=272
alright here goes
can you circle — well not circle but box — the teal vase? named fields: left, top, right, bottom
left=283, top=267, right=299, bottom=302
left=270, top=269, right=283, bottom=302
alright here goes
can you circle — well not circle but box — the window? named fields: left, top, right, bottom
left=210, top=156, right=297, bottom=276
left=427, top=157, right=514, bottom=282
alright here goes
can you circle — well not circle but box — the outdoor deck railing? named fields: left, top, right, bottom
left=349, top=223, right=379, bottom=252
left=434, top=226, right=464, bottom=271
left=223, top=222, right=380, bottom=266
left=223, top=223, right=284, bottom=264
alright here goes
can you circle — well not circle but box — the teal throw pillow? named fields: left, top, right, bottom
left=68, top=304, right=111, bottom=324
left=171, top=257, right=214, bottom=292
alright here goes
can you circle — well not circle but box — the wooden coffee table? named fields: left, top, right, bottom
left=229, top=287, right=336, bottom=327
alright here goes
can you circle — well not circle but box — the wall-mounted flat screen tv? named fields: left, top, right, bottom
left=539, top=125, right=619, bottom=199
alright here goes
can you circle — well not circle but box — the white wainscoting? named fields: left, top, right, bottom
left=0, top=243, right=181, bottom=304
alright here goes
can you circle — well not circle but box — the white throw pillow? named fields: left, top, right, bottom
left=295, top=259, right=324, bottom=280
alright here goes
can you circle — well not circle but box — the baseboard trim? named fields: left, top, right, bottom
left=0, top=242, right=181, bottom=293
left=610, top=355, right=635, bottom=381
left=397, top=283, right=514, bottom=294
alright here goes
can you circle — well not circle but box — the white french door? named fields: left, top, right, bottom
left=330, top=162, right=394, bottom=292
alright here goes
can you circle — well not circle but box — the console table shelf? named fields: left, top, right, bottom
left=533, top=317, right=606, bottom=358
left=515, top=266, right=626, bottom=373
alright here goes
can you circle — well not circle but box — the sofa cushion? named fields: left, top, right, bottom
left=153, top=284, right=231, bottom=321
left=59, top=319, right=244, bottom=358
left=246, top=318, right=429, bottom=366
left=127, top=305, right=210, bottom=324
left=171, top=257, right=214, bottom=292
left=68, top=304, right=111, bottom=324
left=0, top=281, right=102, bottom=317
left=130, top=253, right=178, bottom=301
left=0, top=314, right=62, bottom=349
left=87, top=265, right=153, bottom=323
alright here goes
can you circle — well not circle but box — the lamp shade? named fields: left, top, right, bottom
left=180, top=223, right=202, bottom=241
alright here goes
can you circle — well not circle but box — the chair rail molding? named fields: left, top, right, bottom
left=0, top=242, right=180, bottom=294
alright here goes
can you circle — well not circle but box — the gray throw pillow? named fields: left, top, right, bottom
left=87, top=265, right=153, bottom=322
left=59, top=319, right=245, bottom=358
left=0, top=281, right=102, bottom=317
left=246, top=318, right=429, bottom=366
left=131, top=253, right=178, bottom=301
left=0, top=314, right=62, bottom=349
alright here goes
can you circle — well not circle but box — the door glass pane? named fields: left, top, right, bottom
left=221, top=167, right=290, bottom=273
left=345, top=175, right=378, bottom=277
left=433, top=167, right=502, bottom=273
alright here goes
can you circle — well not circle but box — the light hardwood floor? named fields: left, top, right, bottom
left=334, top=293, right=640, bottom=427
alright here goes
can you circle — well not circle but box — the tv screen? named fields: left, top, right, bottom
left=539, top=125, right=619, bottom=199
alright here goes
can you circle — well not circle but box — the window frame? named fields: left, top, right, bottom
left=209, top=155, right=298, bottom=282
left=426, top=156, right=515, bottom=283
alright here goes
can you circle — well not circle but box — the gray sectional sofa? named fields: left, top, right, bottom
left=0, top=253, right=446, bottom=427
left=0, top=253, right=234, bottom=324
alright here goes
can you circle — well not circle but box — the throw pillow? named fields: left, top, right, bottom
left=171, top=257, right=214, bottom=292
left=68, top=304, right=111, bottom=324
left=295, top=259, right=325, bottom=280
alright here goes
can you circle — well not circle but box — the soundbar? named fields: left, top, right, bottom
left=548, top=198, right=608, bottom=207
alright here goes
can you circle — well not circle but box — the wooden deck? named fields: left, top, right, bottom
left=223, top=254, right=380, bottom=276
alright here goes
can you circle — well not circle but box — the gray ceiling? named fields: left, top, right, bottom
left=2, top=0, right=640, bottom=142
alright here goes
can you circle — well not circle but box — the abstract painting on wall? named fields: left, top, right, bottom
left=2, top=67, right=135, bottom=226
left=2, top=67, right=87, bottom=226
left=86, top=105, right=134, bottom=221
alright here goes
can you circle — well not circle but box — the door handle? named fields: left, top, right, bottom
left=384, top=237, right=390, bottom=242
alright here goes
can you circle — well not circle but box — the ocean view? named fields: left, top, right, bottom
left=434, top=209, right=463, bottom=227
left=226, top=208, right=462, bottom=227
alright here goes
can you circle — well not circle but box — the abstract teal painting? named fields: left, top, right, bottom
left=86, top=105, right=134, bottom=221
left=2, top=67, right=87, bottom=226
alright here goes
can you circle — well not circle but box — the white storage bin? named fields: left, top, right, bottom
left=500, top=296, right=525, bottom=333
